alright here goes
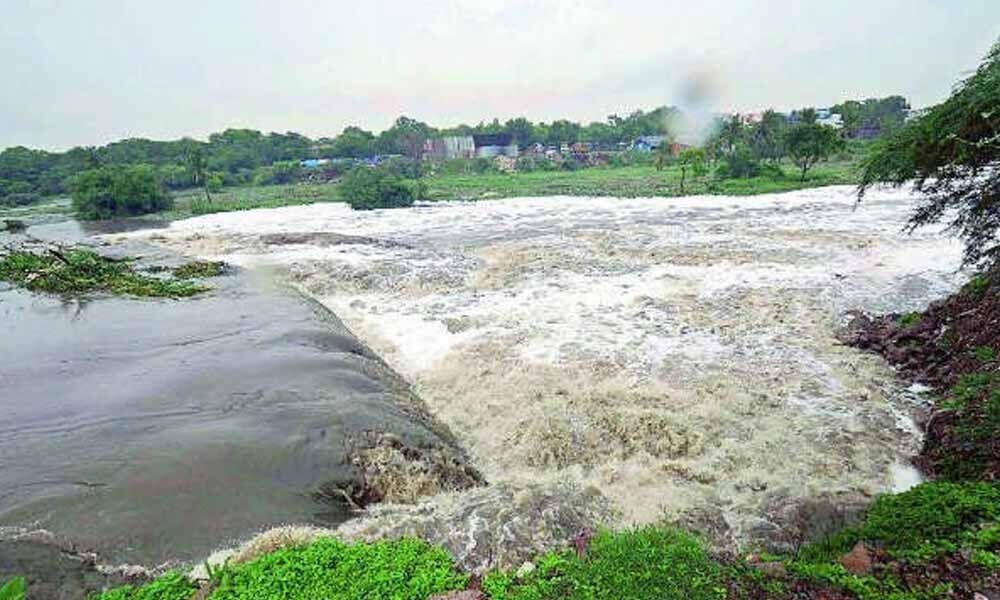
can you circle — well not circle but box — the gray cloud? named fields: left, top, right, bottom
left=1, top=0, right=998, bottom=150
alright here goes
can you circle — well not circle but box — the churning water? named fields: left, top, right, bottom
left=128, top=186, right=966, bottom=545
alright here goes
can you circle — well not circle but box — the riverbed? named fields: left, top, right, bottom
left=124, top=185, right=966, bottom=546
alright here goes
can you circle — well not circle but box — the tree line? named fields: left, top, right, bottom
left=1, top=97, right=908, bottom=205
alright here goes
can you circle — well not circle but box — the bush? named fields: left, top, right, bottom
left=71, top=165, right=172, bottom=220
left=379, top=156, right=423, bottom=179
left=716, top=146, right=761, bottom=179
left=0, top=192, right=42, bottom=207
left=340, top=166, right=419, bottom=210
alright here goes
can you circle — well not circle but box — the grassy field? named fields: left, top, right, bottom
left=2, top=159, right=861, bottom=223
left=160, top=183, right=343, bottom=219
left=423, top=159, right=859, bottom=201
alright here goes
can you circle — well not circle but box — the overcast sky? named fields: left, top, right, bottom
left=2, top=0, right=999, bottom=150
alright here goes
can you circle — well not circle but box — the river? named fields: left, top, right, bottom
left=115, top=185, right=966, bottom=551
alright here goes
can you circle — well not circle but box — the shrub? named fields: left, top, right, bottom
left=717, top=146, right=761, bottom=179
left=71, top=165, right=172, bottom=220
left=378, top=156, right=423, bottom=179
left=482, top=527, right=725, bottom=600
left=95, top=571, right=195, bottom=600
left=340, top=166, right=419, bottom=210
left=208, top=537, right=466, bottom=600
left=0, top=192, right=42, bottom=207
left=858, top=481, right=1000, bottom=560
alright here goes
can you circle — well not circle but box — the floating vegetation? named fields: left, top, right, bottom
left=0, top=247, right=208, bottom=298
left=172, top=259, right=228, bottom=279
left=2, top=219, right=27, bottom=233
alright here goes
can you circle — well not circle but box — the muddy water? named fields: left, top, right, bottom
left=0, top=222, right=476, bottom=566
left=127, top=186, right=966, bottom=546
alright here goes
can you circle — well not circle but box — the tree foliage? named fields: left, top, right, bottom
left=340, top=166, right=421, bottom=210
left=71, top=165, right=172, bottom=219
left=859, top=40, right=1000, bottom=267
left=785, top=123, right=843, bottom=181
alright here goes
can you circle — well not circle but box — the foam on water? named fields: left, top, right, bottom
left=126, top=186, right=966, bottom=541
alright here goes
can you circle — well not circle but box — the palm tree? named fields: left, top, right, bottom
left=186, top=146, right=211, bottom=202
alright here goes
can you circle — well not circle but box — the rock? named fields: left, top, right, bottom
left=429, top=591, right=486, bottom=600
left=335, top=482, right=615, bottom=573
left=515, top=561, right=536, bottom=578
left=839, top=541, right=874, bottom=575
left=751, top=561, right=787, bottom=578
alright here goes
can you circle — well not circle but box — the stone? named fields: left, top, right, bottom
left=751, top=561, right=787, bottom=578
left=839, top=541, right=874, bottom=575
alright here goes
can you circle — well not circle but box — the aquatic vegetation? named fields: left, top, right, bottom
left=172, top=260, right=227, bottom=279
left=0, top=577, right=26, bottom=600
left=0, top=248, right=207, bottom=297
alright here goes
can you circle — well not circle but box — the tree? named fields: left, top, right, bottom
left=331, top=126, right=377, bottom=158
left=749, top=110, right=788, bottom=162
left=339, top=166, right=419, bottom=210
left=71, top=165, right=172, bottom=220
left=859, top=40, right=1000, bottom=267
left=677, top=148, right=707, bottom=194
left=784, top=123, right=843, bottom=181
left=185, top=146, right=211, bottom=202
left=504, top=117, right=536, bottom=148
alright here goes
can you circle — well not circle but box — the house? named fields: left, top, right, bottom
left=428, top=136, right=476, bottom=160
left=299, top=158, right=330, bottom=168
left=816, top=109, right=844, bottom=129
left=630, top=135, right=667, bottom=152
left=473, top=134, right=519, bottom=158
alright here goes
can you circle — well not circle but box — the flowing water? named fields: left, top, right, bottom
left=124, top=185, right=967, bottom=546
left=0, top=222, right=477, bottom=566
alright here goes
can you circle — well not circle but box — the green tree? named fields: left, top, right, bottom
left=185, top=146, right=211, bottom=202
left=331, top=126, right=377, bottom=158
left=339, top=167, right=419, bottom=210
left=677, top=148, right=707, bottom=193
left=504, top=117, right=536, bottom=148
left=749, top=110, right=788, bottom=162
left=784, top=123, right=843, bottom=181
left=71, top=165, right=173, bottom=220
left=859, top=40, right=1000, bottom=267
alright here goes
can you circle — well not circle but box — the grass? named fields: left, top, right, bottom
left=162, top=183, right=343, bottom=219
left=0, top=248, right=210, bottom=298
left=92, top=481, right=1000, bottom=600
left=481, top=527, right=726, bottom=600
left=423, top=160, right=858, bottom=202
left=0, top=578, right=26, bottom=600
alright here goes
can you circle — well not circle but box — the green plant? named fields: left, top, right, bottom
left=897, top=311, right=921, bottom=328
left=208, top=537, right=466, bottom=600
left=857, top=481, right=1000, bottom=560
left=973, top=345, right=997, bottom=363
left=482, top=527, right=725, bottom=600
left=71, top=164, right=173, bottom=220
left=172, top=260, right=227, bottom=279
left=0, top=248, right=207, bottom=298
left=95, top=571, right=196, bottom=600
left=339, top=166, right=418, bottom=210
left=0, top=577, right=26, bottom=600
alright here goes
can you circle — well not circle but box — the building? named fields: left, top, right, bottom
left=473, top=134, right=519, bottom=158
left=816, top=108, right=844, bottom=129
left=630, top=135, right=667, bottom=152
left=428, top=136, right=476, bottom=160
left=299, top=158, right=330, bottom=168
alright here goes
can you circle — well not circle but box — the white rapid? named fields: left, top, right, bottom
left=128, top=186, right=966, bottom=543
